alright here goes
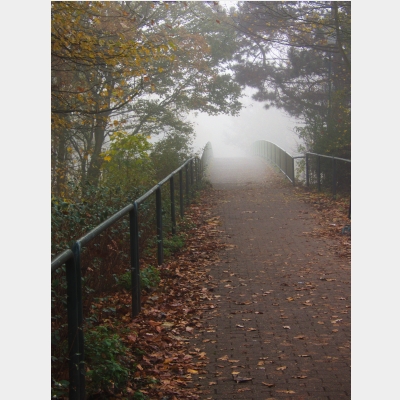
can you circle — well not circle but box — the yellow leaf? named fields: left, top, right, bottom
left=187, top=369, right=198, bottom=374
left=103, top=156, right=111, bottom=162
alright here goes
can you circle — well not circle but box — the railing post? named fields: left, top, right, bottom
left=170, top=176, right=176, bottom=235
left=66, top=254, right=80, bottom=400
left=130, top=203, right=140, bottom=317
left=285, top=152, right=288, bottom=178
left=194, top=158, right=198, bottom=187
left=348, top=199, right=351, bottom=219
left=317, top=156, right=321, bottom=192
left=306, top=153, right=309, bottom=187
left=156, top=185, right=163, bottom=265
left=179, top=169, right=184, bottom=217
left=292, top=156, right=295, bottom=186
left=190, top=159, right=194, bottom=186
left=185, top=163, right=189, bottom=205
left=66, top=241, right=85, bottom=400
left=332, top=157, right=337, bottom=199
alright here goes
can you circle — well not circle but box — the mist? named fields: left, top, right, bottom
left=189, top=89, right=304, bottom=158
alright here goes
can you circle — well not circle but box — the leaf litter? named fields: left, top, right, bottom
left=79, top=190, right=228, bottom=399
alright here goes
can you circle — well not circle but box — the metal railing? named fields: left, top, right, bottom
left=251, top=140, right=351, bottom=217
left=51, top=155, right=204, bottom=399
left=251, top=140, right=303, bottom=185
left=200, top=141, right=213, bottom=172
left=305, top=152, right=351, bottom=199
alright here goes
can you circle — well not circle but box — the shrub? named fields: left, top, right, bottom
left=84, top=326, right=130, bottom=396
left=117, top=265, right=160, bottom=292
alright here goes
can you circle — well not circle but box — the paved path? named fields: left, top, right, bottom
left=191, top=157, right=350, bottom=399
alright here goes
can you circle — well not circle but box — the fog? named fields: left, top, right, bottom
left=189, top=89, right=304, bottom=158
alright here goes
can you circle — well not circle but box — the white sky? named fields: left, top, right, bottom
left=189, top=88, right=303, bottom=158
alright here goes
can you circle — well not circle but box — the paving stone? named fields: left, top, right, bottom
left=190, top=157, right=350, bottom=399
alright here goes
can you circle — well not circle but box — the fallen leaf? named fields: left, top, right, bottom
left=283, top=326, right=291, bottom=329
left=127, top=334, right=137, bottom=342
left=276, top=366, right=287, bottom=371
left=262, top=382, right=275, bottom=387
left=277, top=390, right=296, bottom=394
left=292, top=375, right=307, bottom=379
left=233, top=376, right=253, bottom=383
left=187, top=369, right=199, bottom=374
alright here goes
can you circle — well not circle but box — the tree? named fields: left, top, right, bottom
left=225, top=1, right=350, bottom=158
left=51, top=1, right=244, bottom=192
left=51, top=1, right=175, bottom=191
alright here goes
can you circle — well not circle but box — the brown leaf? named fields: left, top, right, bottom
left=277, top=390, right=296, bottom=394
left=187, top=369, right=198, bottom=374
left=127, top=334, right=137, bottom=342
left=233, top=376, right=253, bottom=383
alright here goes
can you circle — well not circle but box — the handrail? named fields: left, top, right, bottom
left=251, top=140, right=297, bottom=185
left=307, top=152, right=350, bottom=163
left=251, top=141, right=351, bottom=217
left=305, top=152, right=351, bottom=200
left=51, top=154, right=204, bottom=400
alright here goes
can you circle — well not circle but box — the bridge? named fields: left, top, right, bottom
left=52, top=141, right=350, bottom=399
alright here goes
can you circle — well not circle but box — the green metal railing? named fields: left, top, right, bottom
left=305, top=152, right=351, bottom=199
left=251, top=140, right=303, bottom=185
left=200, top=141, right=213, bottom=172
left=51, top=154, right=205, bottom=400
left=251, top=140, right=351, bottom=217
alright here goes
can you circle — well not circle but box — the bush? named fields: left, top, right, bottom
left=118, top=265, right=160, bottom=292
left=163, top=234, right=186, bottom=257
left=85, top=326, right=130, bottom=396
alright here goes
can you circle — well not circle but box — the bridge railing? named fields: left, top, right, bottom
left=200, top=141, right=213, bottom=172
left=51, top=155, right=204, bottom=400
left=251, top=140, right=351, bottom=216
left=251, top=140, right=303, bottom=185
left=305, top=152, right=351, bottom=199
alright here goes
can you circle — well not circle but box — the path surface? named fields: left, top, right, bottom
left=191, top=157, right=351, bottom=399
